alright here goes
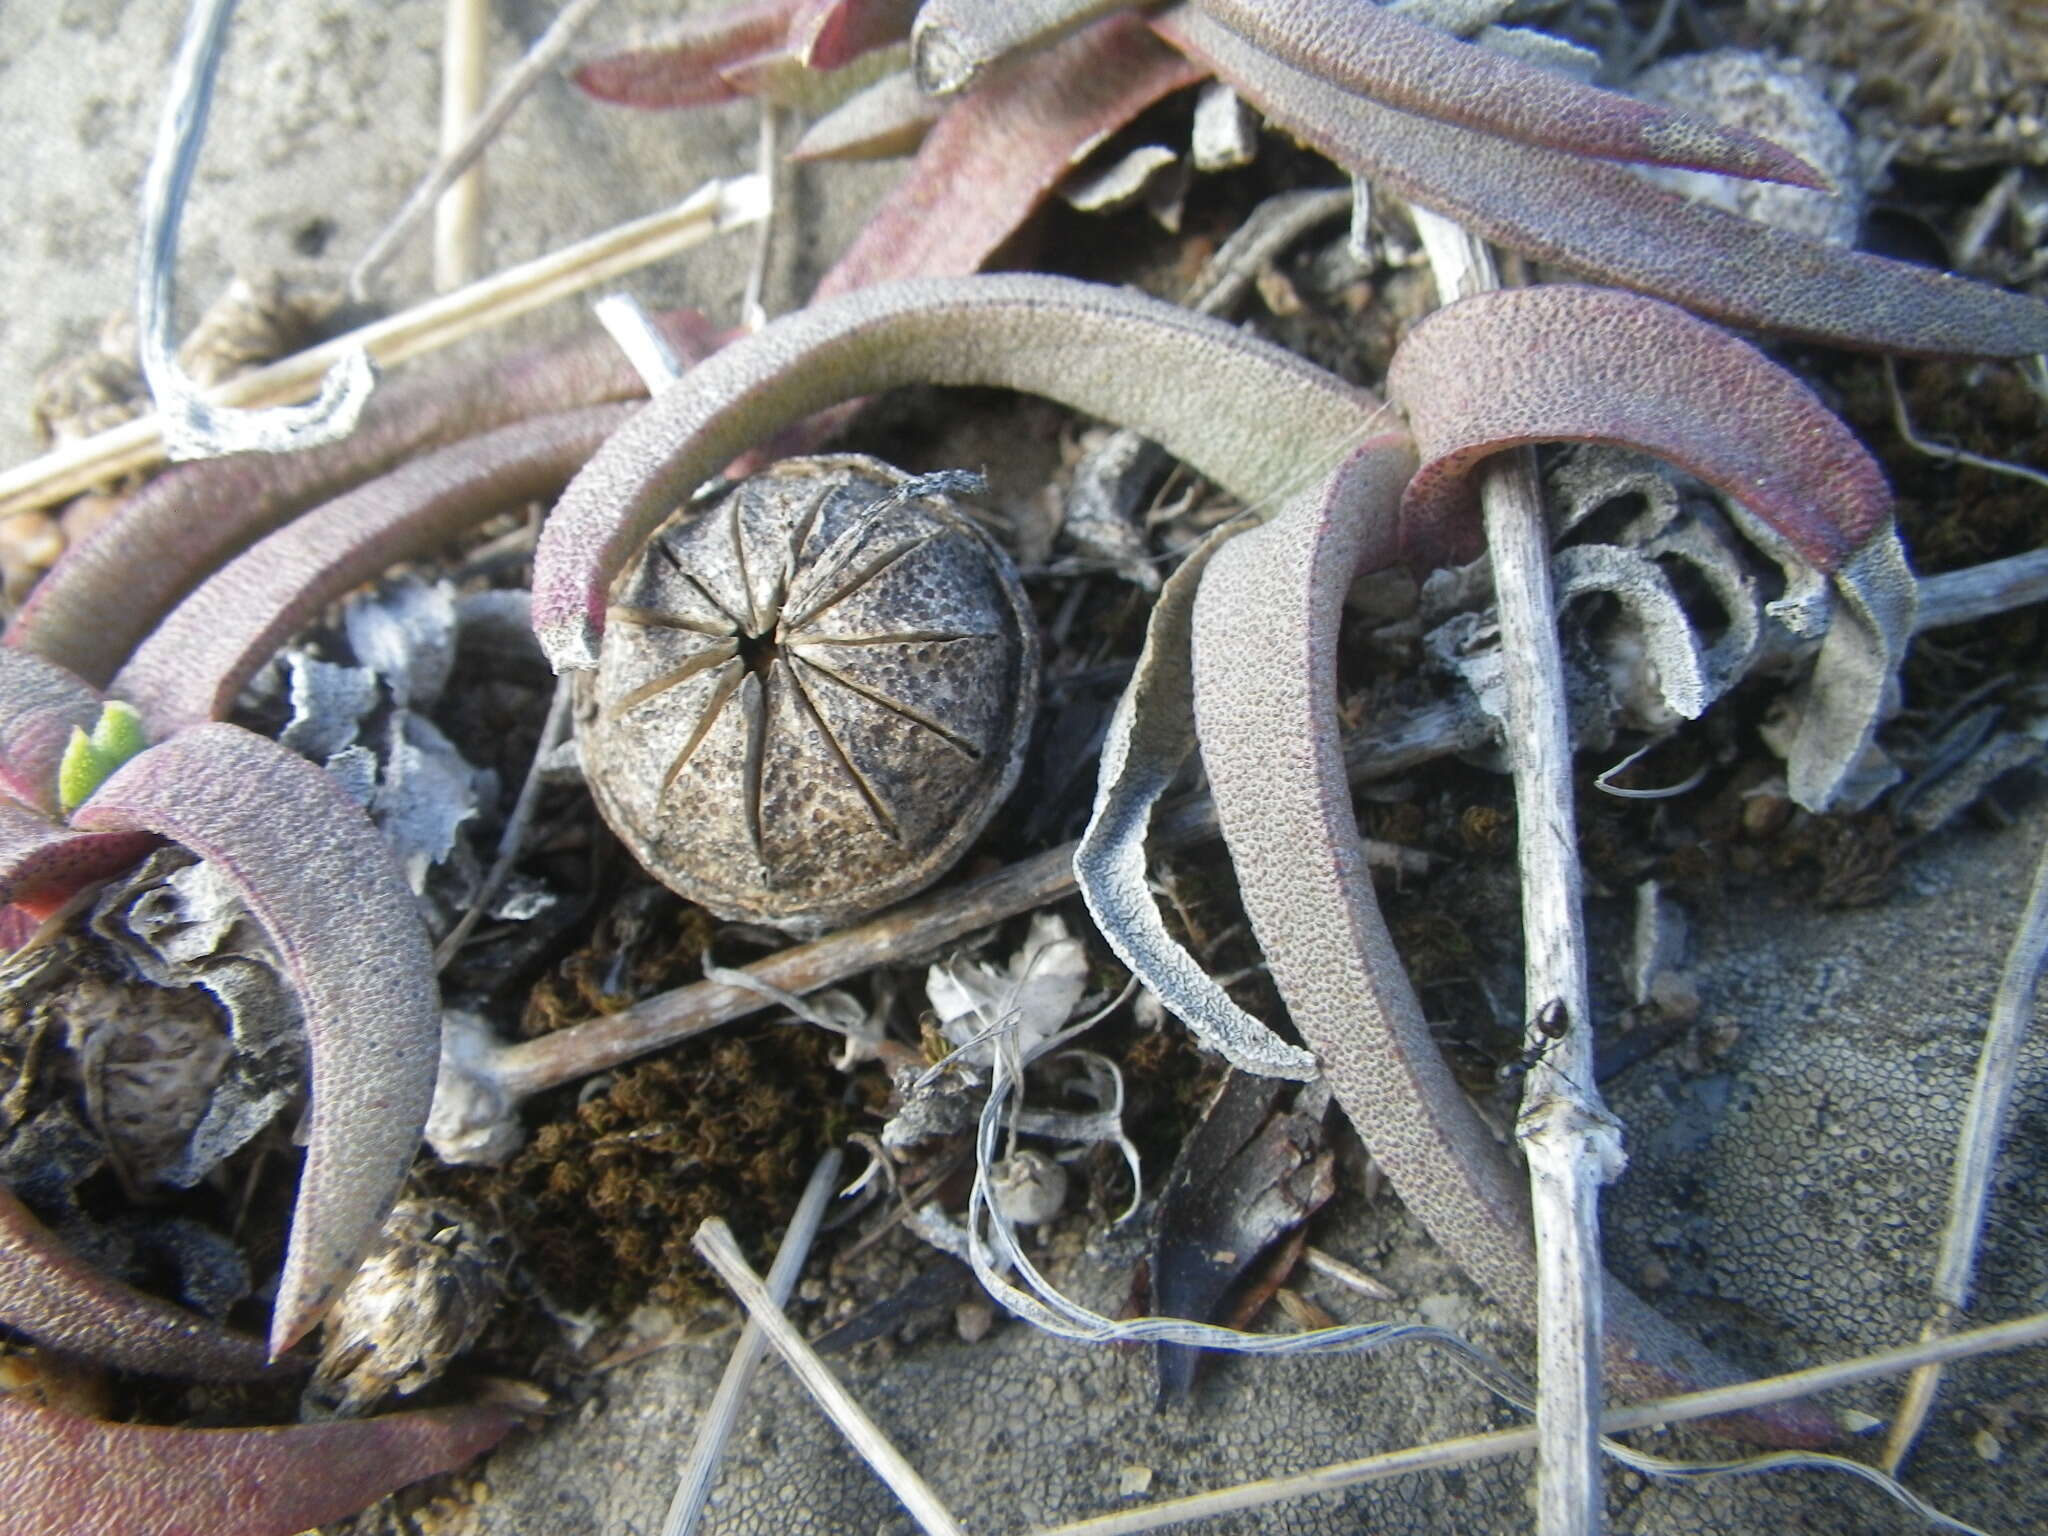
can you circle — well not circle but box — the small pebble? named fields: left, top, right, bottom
left=1117, top=1465, right=1154, bottom=1497
left=954, top=1300, right=994, bottom=1345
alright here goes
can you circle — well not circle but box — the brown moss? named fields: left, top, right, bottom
left=424, top=1023, right=840, bottom=1316
left=516, top=890, right=716, bottom=1038
left=1457, top=803, right=1513, bottom=857
left=1756, top=0, right=2048, bottom=163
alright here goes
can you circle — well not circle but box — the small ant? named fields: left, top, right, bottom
left=1495, top=997, right=1572, bottom=1084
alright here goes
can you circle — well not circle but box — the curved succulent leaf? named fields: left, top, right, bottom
left=1074, top=524, right=1319, bottom=1081
left=812, top=15, right=1203, bottom=300
left=0, top=799, right=155, bottom=918
left=1550, top=543, right=1710, bottom=722
left=1193, top=0, right=1825, bottom=186
left=1787, top=529, right=1918, bottom=812
left=0, top=648, right=104, bottom=815
left=790, top=0, right=917, bottom=70
left=6, top=313, right=721, bottom=690
left=112, top=404, right=632, bottom=740
left=1157, top=8, right=2048, bottom=357
left=571, top=0, right=800, bottom=108
left=71, top=725, right=439, bottom=1356
left=911, top=0, right=1130, bottom=93
left=0, top=1187, right=274, bottom=1380
left=1385, top=284, right=1894, bottom=574
left=533, top=273, right=1383, bottom=672
left=1188, top=440, right=1834, bottom=1442
left=0, top=1394, right=517, bottom=1536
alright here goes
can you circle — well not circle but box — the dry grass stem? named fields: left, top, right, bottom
left=0, top=169, right=765, bottom=521
left=1301, top=1245, right=1400, bottom=1304
left=1883, top=828, right=2048, bottom=1472
left=664, top=1150, right=846, bottom=1536
left=1414, top=206, right=1608, bottom=1536
left=593, top=291, right=690, bottom=389
left=435, top=0, right=489, bottom=291
left=1032, top=1309, right=2048, bottom=1536
left=352, top=0, right=613, bottom=300
left=435, top=679, right=574, bottom=971
left=741, top=103, right=784, bottom=331
left=692, top=1217, right=970, bottom=1536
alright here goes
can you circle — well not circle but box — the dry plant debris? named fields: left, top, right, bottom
left=1, top=0, right=2046, bottom=1532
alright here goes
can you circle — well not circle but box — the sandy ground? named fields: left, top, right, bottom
left=440, top=799, right=2048, bottom=1536
left=0, top=0, right=888, bottom=471
left=3, top=6, right=2046, bottom=1535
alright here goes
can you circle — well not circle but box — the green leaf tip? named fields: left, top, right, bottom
left=57, top=701, right=148, bottom=815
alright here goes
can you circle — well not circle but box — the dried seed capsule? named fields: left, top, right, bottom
left=579, top=454, right=1039, bottom=932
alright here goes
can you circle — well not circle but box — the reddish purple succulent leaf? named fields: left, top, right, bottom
left=0, top=1187, right=276, bottom=1381
left=1193, top=0, right=1824, bottom=187
left=71, top=725, right=439, bottom=1356
left=7, top=311, right=724, bottom=691
left=812, top=14, right=1203, bottom=300
left=533, top=274, right=1379, bottom=672
left=1188, top=440, right=1836, bottom=1445
left=0, top=906, right=35, bottom=951
left=112, top=404, right=632, bottom=739
left=572, top=0, right=799, bottom=108
left=0, top=647, right=104, bottom=815
left=1386, top=284, right=1892, bottom=574
left=0, top=1394, right=517, bottom=1536
left=789, top=0, right=917, bottom=69
left=0, top=798, right=155, bottom=917
left=1157, top=8, right=2048, bottom=357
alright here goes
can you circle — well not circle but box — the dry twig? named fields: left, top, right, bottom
left=665, top=1150, right=846, bottom=1536
left=1413, top=205, right=1609, bottom=1536
left=1032, top=1310, right=2048, bottom=1536
left=435, top=0, right=490, bottom=291
left=692, top=1217, right=970, bottom=1536
left=1883, top=828, right=2048, bottom=1471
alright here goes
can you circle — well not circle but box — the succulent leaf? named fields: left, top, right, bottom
left=812, top=14, right=1203, bottom=300
left=70, top=725, right=440, bottom=1356
left=6, top=312, right=721, bottom=690
left=56, top=702, right=148, bottom=815
left=1157, top=7, right=2048, bottom=356
left=1187, top=438, right=1835, bottom=1443
left=0, top=1394, right=517, bottom=1536
left=1386, top=284, right=1893, bottom=574
left=0, top=798, right=156, bottom=917
left=0, top=1187, right=275, bottom=1381
left=532, top=274, right=1381, bottom=672
left=790, top=68, right=937, bottom=161
left=911, top=0, right=1131, bottom=93
left=1073, top=523, right=1320, bottom=1081
left=790, top=0, right=918, bottom=70
left=1194, top=0, right=1827, bottom=186
left=0, top=647, right=104, bottom=816
left=571, top=0, right=800, bottom=108
left=111, top=405, right=632, bottom=740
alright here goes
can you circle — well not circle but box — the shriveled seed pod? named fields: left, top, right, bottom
left=578, top=455, right=1039, bottom=931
